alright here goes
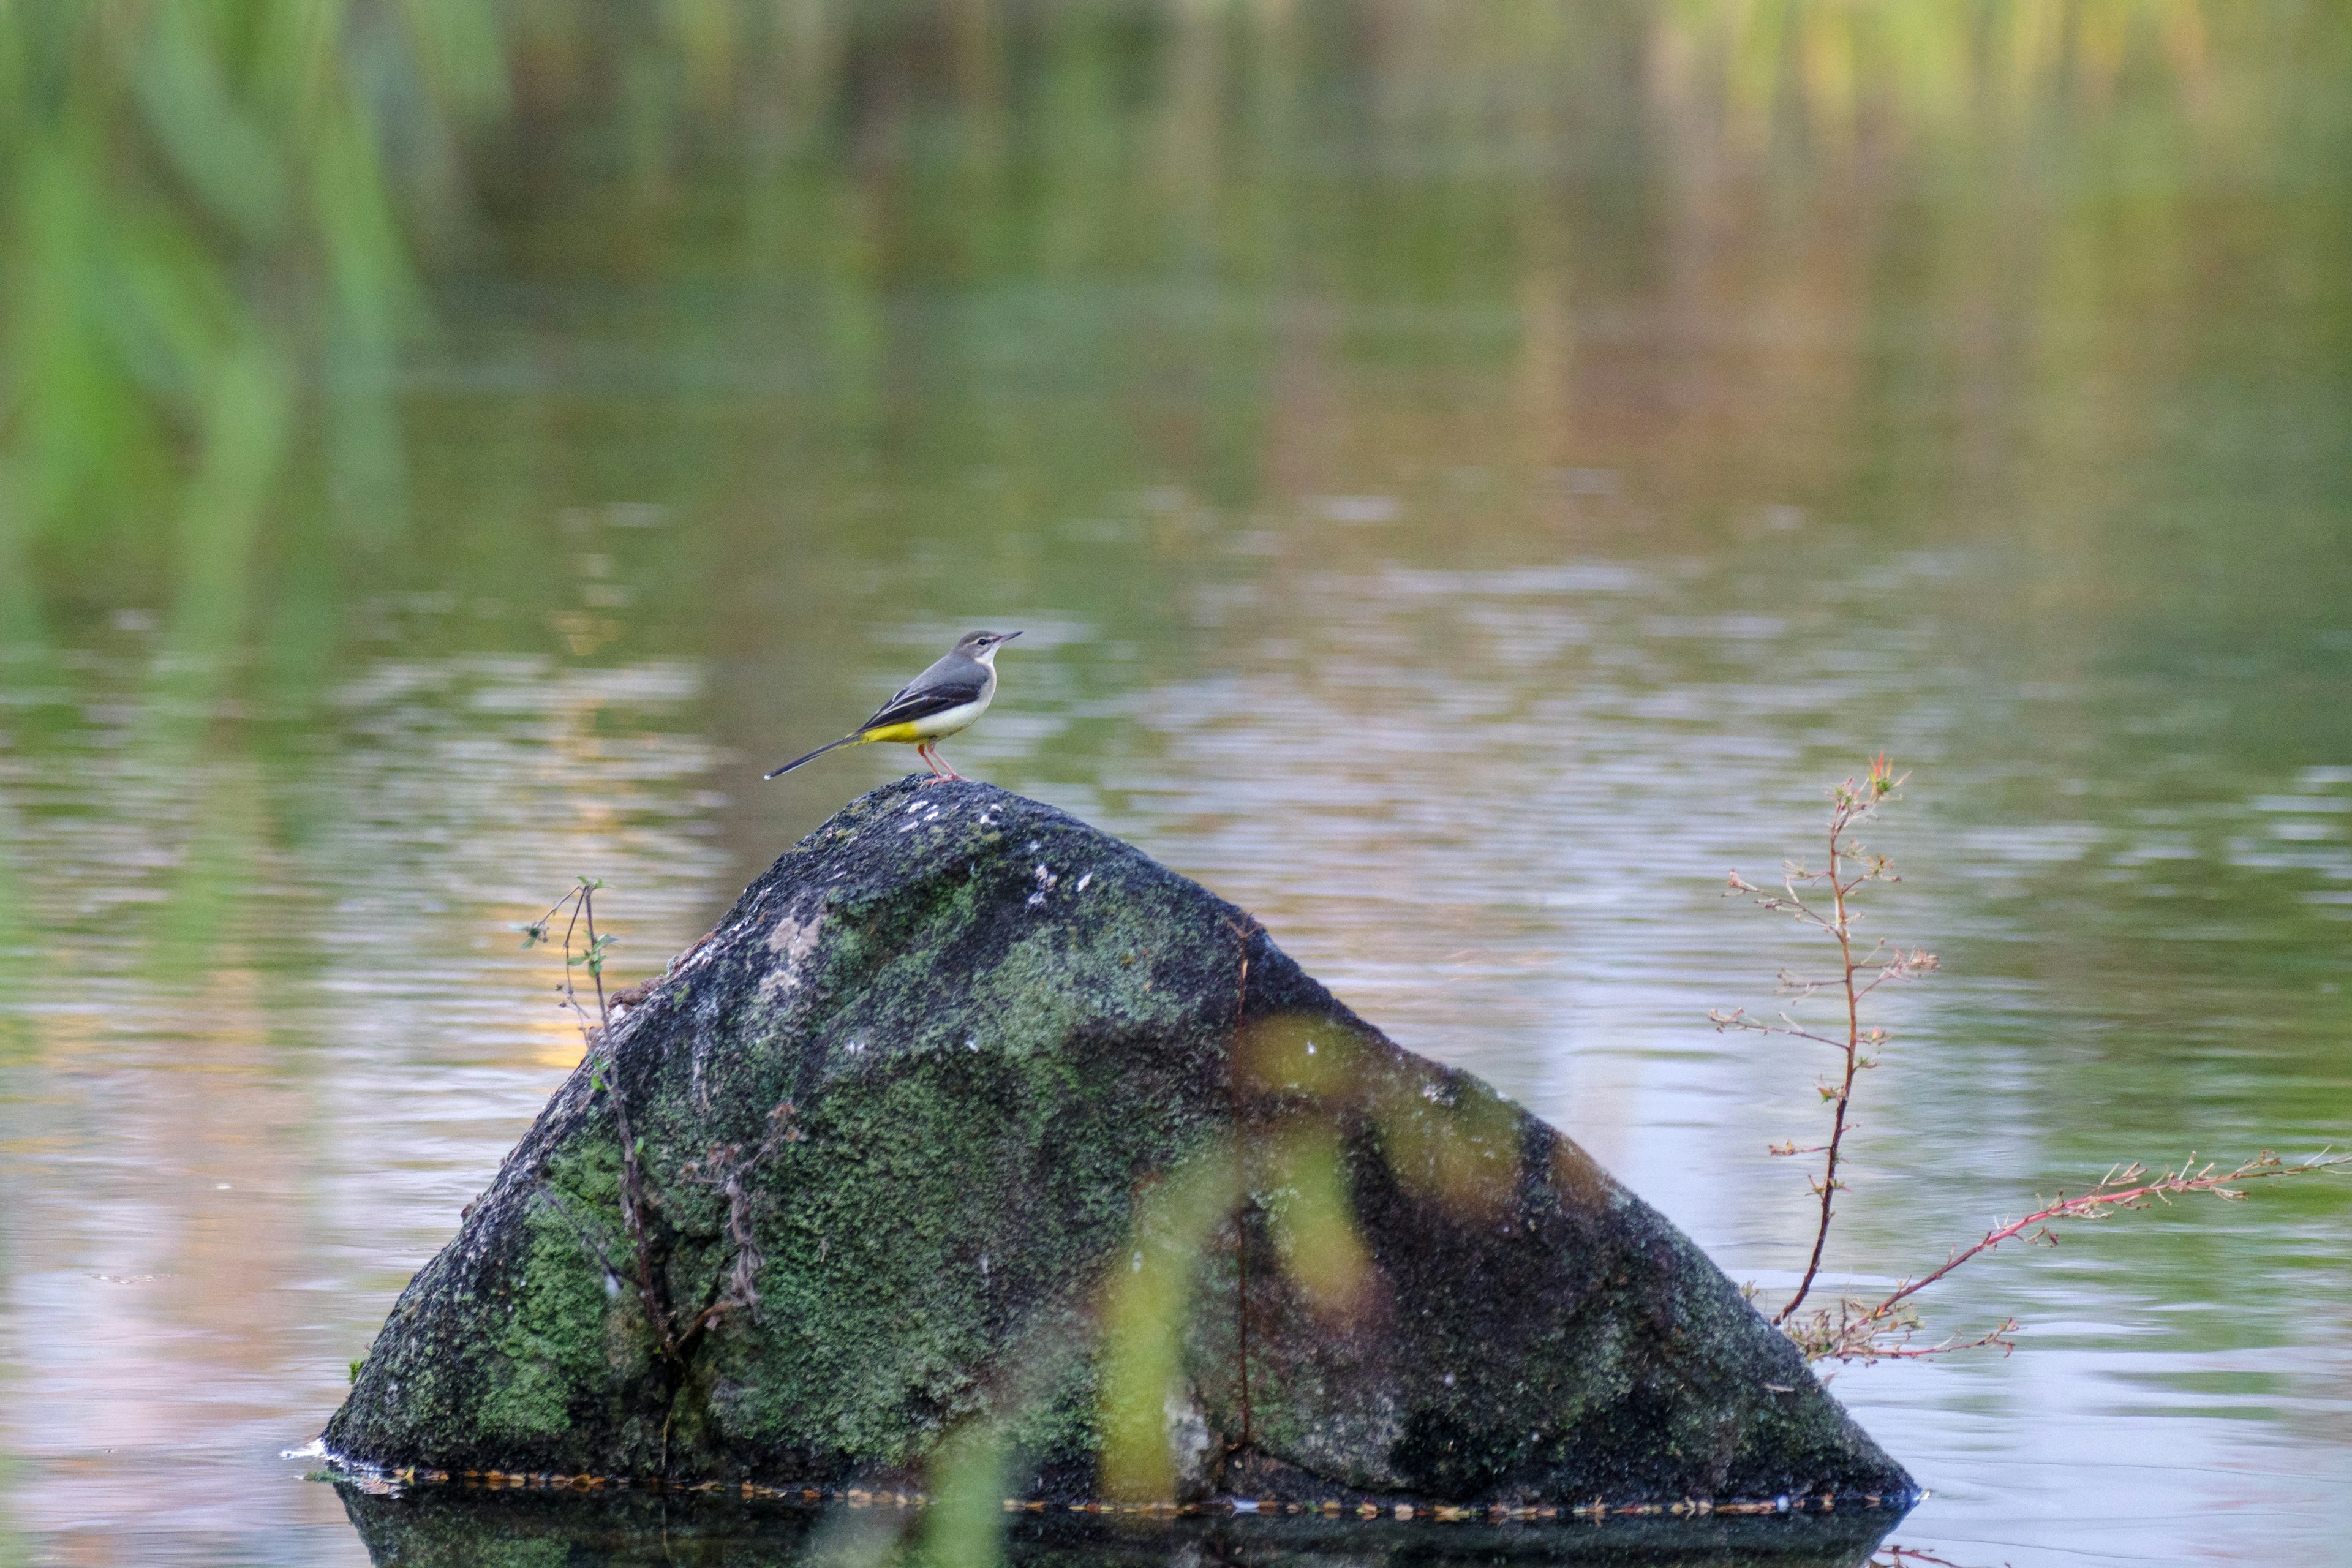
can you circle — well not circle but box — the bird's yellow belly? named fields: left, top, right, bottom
left=861, top=697, right=989, bottom=745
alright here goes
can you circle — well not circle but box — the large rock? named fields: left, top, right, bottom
left=325, top=779, right=1912, bottom=1509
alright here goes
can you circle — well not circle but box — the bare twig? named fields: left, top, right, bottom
left=1863, top=1150, right=2351, bottom=1330
left=519, top=881, right=787, bottom=1384
left=678, top=1098, right=804, bottom=1332
left=537, top=881, right=690, bottom=1365
left=1221, top=911, right=1261, bottom=1453
left=1775, top=1147, right=2345, bottom=1365
left=1779, top=1298, right=2018, bottom=1366
left=1720, top=754, right=1915, bottom=1327
left=1871, top=1546, right=1973, bottom=1568
left=1722, top=758, right=2349, bottom=1366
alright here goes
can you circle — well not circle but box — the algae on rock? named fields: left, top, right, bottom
left=324, top=778, right=1912, bottom=1508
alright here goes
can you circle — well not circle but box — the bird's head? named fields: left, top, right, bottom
left=955, top=629, right=1022, bottom=664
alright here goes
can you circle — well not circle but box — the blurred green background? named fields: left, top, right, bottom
left=9, top=1, right=2346, bottom=702
left=1, top=4, right=2348, bottom=1566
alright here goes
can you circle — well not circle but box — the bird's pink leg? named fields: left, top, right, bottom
left=917, top=742, right=956, bottom=784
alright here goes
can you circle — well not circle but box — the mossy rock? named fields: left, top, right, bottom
left=323, top=779, right=1912, bottom=1509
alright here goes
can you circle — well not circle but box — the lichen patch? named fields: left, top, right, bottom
left=759, top=907, right=826, bottom=1000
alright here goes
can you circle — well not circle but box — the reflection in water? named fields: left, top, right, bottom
left=333, top=1487, right=1896, bottom=1568
left=1, top=4, right=2349, bottom=1566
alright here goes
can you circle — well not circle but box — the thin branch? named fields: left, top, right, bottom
left=1773, top=776, right=1874, bottom=1326
left=1866, top=1150, right=2351, bottom=1323
left=519, top=881, right=824, bottom=1481
left=1871, top=1544, right=1973, bottom=1568
left=1221, top=911, right=1261, bottom=1453
left=1782, top=1303, right=2018, bottom=1366
left=530, top=880, right=691, bottom=1368
left=575, top=886, right=676, bottom=1359
left=1726, top=756, right=2343, bottom=1368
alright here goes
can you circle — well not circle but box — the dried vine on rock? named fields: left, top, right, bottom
left=518, top=882, right=791, bottom=1389
left=1221, top=910, right=1262, bottom=1453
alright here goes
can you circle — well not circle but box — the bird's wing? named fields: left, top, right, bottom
left=858, top=657, right=989, bottom=732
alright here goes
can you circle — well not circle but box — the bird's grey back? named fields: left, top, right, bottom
left=907, top=649, right=988, bottom=696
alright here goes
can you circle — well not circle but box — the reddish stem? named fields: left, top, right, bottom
left=1774, top=800, right=1862, bottom=1327
left=1862, top=1157, right=2326, bottom=1324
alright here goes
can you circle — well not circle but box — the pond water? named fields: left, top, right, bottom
left=2, top=7, right=2348, bottom=1567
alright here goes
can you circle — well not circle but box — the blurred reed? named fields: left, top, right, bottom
left=4, top=0, right=2341, bottom=669
left=0, top=0, right=2337, bottom=1095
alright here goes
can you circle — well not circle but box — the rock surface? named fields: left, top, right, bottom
left=325, top=779, right=1912, bottom=1507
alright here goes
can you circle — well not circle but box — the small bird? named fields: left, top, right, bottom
left=765, top=630, right=1022, bottom=784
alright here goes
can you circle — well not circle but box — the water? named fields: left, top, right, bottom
left=2, top=6, right=2350, bottom=1565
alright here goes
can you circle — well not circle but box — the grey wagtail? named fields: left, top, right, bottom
left=764, top=630, right=1021, bottom=784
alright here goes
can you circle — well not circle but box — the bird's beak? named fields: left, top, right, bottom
left=1000, top=630, right=1023, bottom=643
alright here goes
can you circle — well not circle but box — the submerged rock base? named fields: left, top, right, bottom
left=325, top=778, right=1913, bottom=1509
left=336, top=1464, right=1911, bottom=1518
left=336, top=1482, right=1902, bottom=1568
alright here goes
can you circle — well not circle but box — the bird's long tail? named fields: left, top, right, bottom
left=764, top=734, right=863, bottom=779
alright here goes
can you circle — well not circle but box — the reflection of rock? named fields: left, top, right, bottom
left=324, top=779, right=1912, bottom=1509
left=334, top=1484, right=1899, bottom=1568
